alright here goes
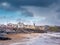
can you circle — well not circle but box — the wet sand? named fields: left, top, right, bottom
left=0, top=33, right=60, bottom=45
left=0, top=33, right=41, bottom=45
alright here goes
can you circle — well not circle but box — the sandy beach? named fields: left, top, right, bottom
left=0, top=33, right=41, bottom=45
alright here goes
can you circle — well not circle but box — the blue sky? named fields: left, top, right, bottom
left=0, top=0, right=60, bottom=26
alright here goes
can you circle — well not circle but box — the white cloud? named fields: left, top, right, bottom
left=21, top=5, right=60, bottom=25
left=1, top=2, right=10, bottom=6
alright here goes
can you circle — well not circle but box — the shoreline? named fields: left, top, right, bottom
left=0, top=33, right=41, bottom=45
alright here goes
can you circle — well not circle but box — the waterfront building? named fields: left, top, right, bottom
left=17, top=22, right=24, bottom=28
left=24, top=25, right=35, bottom=29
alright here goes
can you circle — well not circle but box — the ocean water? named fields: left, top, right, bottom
left=10, top=32, right=60, bottom=45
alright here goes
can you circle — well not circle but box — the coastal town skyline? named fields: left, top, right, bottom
left=0, top=0, right=60, bottom=45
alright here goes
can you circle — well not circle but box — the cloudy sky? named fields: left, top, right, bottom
left=0, top=0, right=60, bottom=26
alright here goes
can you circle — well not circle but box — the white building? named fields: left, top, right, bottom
left=17, top=22, right=24, bottom=28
